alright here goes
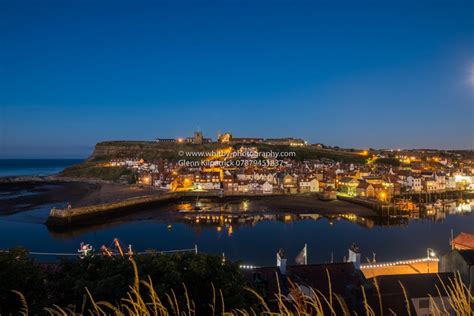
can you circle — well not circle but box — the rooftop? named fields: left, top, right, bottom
left=452, top=232, right=474, bottom=250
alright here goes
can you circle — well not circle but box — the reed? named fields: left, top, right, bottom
left=12, top=258, right=474, bottom=315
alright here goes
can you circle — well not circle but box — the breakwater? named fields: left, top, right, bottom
left=46, top=191, right=281, bottom=227
left=47, top=192, right=181, bottom=227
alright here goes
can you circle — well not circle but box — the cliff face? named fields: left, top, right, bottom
left=89, top=141, right=155, bottom=160
left=88, top=141, right=225, bottom=161
left=89, top=141, right=366, bottom=163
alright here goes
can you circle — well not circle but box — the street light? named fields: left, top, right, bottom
left=427, top=248, right=436, bottom=259
left=427, top=248, right=436, bottom=273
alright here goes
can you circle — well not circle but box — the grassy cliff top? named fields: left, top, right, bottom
left=59, top=141, right=367, bottom=181
left=89, top=140, right=366, bottom=163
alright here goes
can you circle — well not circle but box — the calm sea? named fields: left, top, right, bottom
left=0, top=159, right=83, bottom=177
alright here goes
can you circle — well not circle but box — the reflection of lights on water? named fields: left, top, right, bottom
left=456, top=203, right=472, bottom=213
left=178, top=203, right=193, bottom=212
left=184, top=210, right=380, bottom=230
left=217, top=226, right=222, bottom=232
left=340, top=213, right=357, bottom=221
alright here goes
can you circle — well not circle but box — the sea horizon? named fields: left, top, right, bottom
left=0, top=158, right=83, bottom=177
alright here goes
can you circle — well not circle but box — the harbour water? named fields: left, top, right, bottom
left=1, top=197, right=473, bottom=266
left=0, top=159, right=473, bottom=266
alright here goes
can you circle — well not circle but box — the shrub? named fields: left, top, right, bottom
left=0, top=248, right=47, bottom=314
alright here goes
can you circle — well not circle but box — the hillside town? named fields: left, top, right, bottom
left=108, top=132, right=474, bottom=209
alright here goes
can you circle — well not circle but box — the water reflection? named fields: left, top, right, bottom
left=177, top=212, right=376, bottom=231
left=0, top=202, right=472, bottom=265
left=46, top=199, right=473, bottom=239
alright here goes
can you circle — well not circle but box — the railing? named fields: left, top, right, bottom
left=0, top=245, right=198, bottom=257
left=360, top=257, right=439, bottom=269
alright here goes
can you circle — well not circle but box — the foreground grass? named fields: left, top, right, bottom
left=10, top=258, right=473, bottom=316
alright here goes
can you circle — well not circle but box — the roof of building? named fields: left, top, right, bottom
left=452, top=232, right=474, bottom=250
left=245, top=262, right=366, bottom=300
left=244, top=262, right=369, bottom=314
left=383, top=175, right=400, bottom=183
left=372, top=272, right=455, bottom=315
left=374, top=272, right=454, bottom=298
left=363, top=175, right=383, bottom=180
left=339, top=176, right=357, bottom=184
left=356, top=181, right=373, bottom=189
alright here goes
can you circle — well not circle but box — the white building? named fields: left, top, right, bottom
left=262, top=181, right=273, bottom=194
left=299, top=178, right=319, bottom=193
left=407, top=176, right=423, bottom=192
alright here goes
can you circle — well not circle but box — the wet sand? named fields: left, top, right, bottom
left=242, top=194, right=375, bottom=216
left=0, top=181, right=161, bottom=215
left=0, top=180, right=375, bottom=218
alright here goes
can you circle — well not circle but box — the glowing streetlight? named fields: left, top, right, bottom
left=427, top=248, right=436, bottom=273
left=427, top=248, right=436, bottom=259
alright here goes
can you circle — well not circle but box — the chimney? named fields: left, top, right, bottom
left=348, top=244, right=361, bottom=270
left=276, top=248, right=287, bottom=275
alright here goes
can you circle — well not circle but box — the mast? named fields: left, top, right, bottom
left=304, top=243, right=308, bottom=265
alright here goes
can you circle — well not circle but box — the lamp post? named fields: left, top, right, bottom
left=427, top=248, right=436, bottom=273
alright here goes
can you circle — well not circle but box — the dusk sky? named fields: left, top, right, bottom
left=1, top=0, right=473, bottom=158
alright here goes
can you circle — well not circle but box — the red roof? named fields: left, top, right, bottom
left=452, top=232, right=474, bottom=250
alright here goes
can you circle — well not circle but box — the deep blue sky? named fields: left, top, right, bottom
left=1, top=0, right=473, bottom=158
